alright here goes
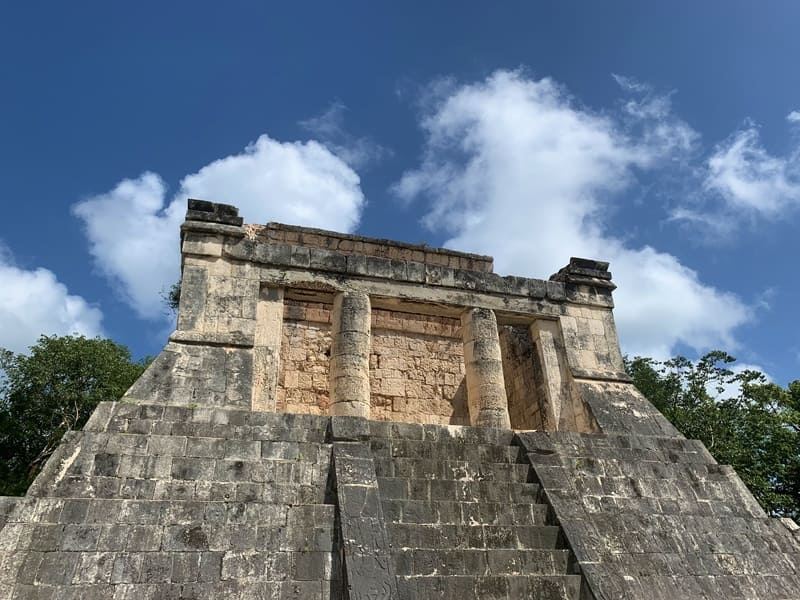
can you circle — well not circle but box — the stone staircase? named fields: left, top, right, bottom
left=0, top=404, right=591, bottom=599
left=519, top=430, right=800, bottom=599
left=369, top=422, right=583, bottom=599
left=0, top=402, right=342, bottom=600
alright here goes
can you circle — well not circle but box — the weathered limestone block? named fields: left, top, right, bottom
left=331, top=442, right=397, bottom=600
left=498, top=325, right=539, bottom=430
left=252, top=222, right=495, bottom=273
left=252, top=286, right=284, bottom=412
left=277, top=300, right=333, bottom=415
left=203, top=274, right=258, bottom=335
left=185, top=198, right=243, bottom=226
left=177, top=265, right=208, bottom=332
left=572, top=379, right=679, bottom=437
left=529, top=319, right=570, bottom=431
left=181, top=231, right=224, bottom=258
left=518, top=430, right=800, bottom=599
left=369, top=309, right=467, bottom=426
left=560, top=304, right=627, bottom=380
left=330, top=292, right=371, bottom=418
left=122, top=342, right=253, bottom=409
left=461, top=307, right=511, bottom=429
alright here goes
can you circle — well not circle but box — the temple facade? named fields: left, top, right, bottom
left=0, top=200, right=797, bottom=599
left=129, top=200, right=665, bottom=437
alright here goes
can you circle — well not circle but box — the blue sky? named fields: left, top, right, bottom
left=2, top=2, right=800, bottom=385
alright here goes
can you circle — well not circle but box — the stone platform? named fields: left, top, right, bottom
left=2, top=402, right=798, bottom=598
left=1, top=200, right=798, bottom=598
left=0, top=402, right=588, bottom=599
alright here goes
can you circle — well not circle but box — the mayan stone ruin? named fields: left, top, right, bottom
left=1, top=198, right=798, bottom=599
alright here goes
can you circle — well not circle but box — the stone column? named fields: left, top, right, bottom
left=329, top=292, right=371, bottom=418
left=252, top=286, right=284, bottom=412
left=529, top=319, right=568, bottom=430
left=461, top=307, right=511, bottom=429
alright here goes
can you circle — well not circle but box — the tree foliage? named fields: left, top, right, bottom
left=0, top=335, right=148, bottom=496
left=163, top=279, right=181, bottom=314
left=625, top=351, right=800, bottom=520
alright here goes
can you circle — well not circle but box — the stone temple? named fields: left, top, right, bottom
left=1, top=199, right=798, bottom=599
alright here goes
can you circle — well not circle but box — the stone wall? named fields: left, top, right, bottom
left=499, top=325, right=541, bottom=430
left=369, top=309, right=467, bottom=426
left=245, top=222, right=494, bottom=273
left=123, top=342, right=253, bottom=409
left=276, top=299, right=332, bottom=415
left=127, top=201, right=654, bottom=434
left=178, top=261, right=258, bottom=345
left=560, top=304, right=625, bottom=379
left=273, top=303, right=469, bottom=425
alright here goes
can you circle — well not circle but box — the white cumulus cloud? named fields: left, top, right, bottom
left=0, top=247, right=104, bottom=354
left=74, top=134, right=366, bottom=320
left=703, top=125, right=800, bottom=217
left=395, top=70, right=749, bottom=359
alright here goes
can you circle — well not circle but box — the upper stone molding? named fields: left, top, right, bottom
left=550, top=257, right=617, bottom=291
left=186, top=198, right=244, bottom=226
left=182, top=199, right=618, bottom=309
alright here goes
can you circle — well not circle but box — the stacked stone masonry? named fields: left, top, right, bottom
left=518, top=431, right=800, bottom=599
left=1, top=199, right=798, bottom=598
left=277, top=299, right=333, bottom=415
left=274, top=300, right=469, bottom=425
left=370, top=309, right=467, bottom=426
left=499, top=326, right=541, bottom=430
left=0, top=402, right=342, bottom=599
left=244, top=222, right=495, bottom=274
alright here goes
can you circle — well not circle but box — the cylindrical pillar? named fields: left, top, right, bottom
left=329, top=292, right=371, bottom=417
left=461, top=307, right=511, bottom=429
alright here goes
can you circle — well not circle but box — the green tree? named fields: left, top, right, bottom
left=162, top=279, right=181, bottom=314
left=625, top=352, right=800, bottom=520
left=0, top=335, right=148, bottom=496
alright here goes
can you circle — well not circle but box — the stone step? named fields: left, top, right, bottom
left=48, top=475, right=326, bottom=504
left=393, top=548, right=572, bottom=577
left=6, top=522, right=335, bottom=554
left=368, top=420, right=515, bottom=446
left=370, top=439, right=524, bottom=464
left=378, top=476, right=541, bottom=503
left=105, top=419, right=332, bottom=443
left=86, top=402, right=332, bottom=444
left=85, top=453, right=325, bottom=485
left=62, top=431, right=331, bottom=463
left=35, top=434, right=332, bottom=502
left=1, top=501, right=335, bottom=554
left=396, top=574, right=583, bottom=600
left=373, top=458, right=531, bottom=482
left=5, top=550, right=340, bottom=588
left=88, top=402, right=331, bottom=432
left=387, top=523, right=563, bottom=550
left=2, top=497, right=332, bottom=527
left=381, top=499, right=549, bottom=526
left=8, top=580, right=343, bottom=600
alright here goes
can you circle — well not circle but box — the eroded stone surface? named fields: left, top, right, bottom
left=518, top=431, right=800, bottom=599
left=129, top=200, right=636, bottom=425
left=3, top=200, right=797, bottom=598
